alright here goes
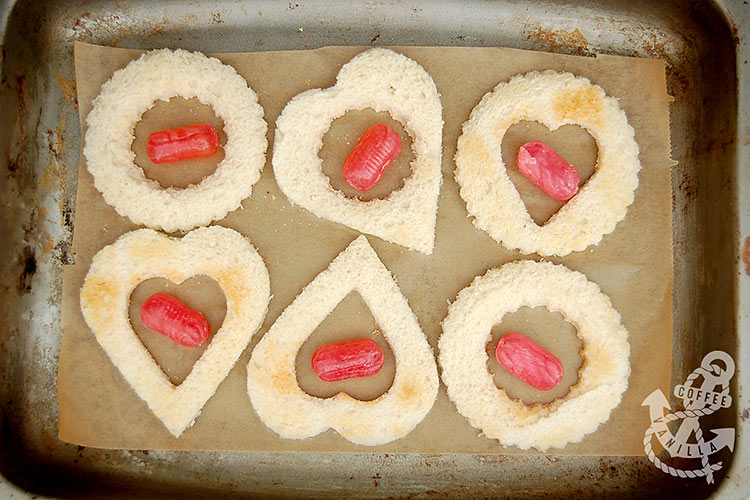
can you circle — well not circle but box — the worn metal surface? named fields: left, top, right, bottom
left=717, top=1, right=750, bottom=499
left=0, top=0, right=745, bottom=498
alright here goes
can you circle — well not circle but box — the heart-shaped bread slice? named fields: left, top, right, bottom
left=246, top=236, right=439, bottom=445
left=455, top=70, right=641, bottom=256
left=80, top=226, right=270, bottom=437
left=272, top=48, right=443, bottom=254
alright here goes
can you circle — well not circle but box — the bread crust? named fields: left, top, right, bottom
left=246, top=236, right=439, bottom=445
left=439, top=260, right=630, bottom=451
left=84, top=49, right=267, bottom=232
left=455, top=71, right=641, bottom=256
left=272, top=48, right=443, bottom=254
left=80, top=227, right=271, bottom=437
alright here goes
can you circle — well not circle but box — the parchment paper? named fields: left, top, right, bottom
left=59, top=42, right=674, bottom=455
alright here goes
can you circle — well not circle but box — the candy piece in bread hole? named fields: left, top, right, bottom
left=140, top=292, right=211, bottom=347
left=147, top=123, right=220, bottom=164
left=84, top=49, right=267, bottom=232
left=455, top=70, right=641, bottom=256
left=516, top=140, right=580, bottom=201
left=439, top=260, right=629, bottom=451
left=273, top=48, right=443, bottom=255
left=495, top=332, right=564, bottom=391
left=312, top=338, right=385, bottom=382
left=80, top=226, right=270, bottom=438
left=342, top=123, right=402, bottom=191
left=247, top=236, right=439, bottom=446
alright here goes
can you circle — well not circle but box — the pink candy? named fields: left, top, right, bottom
left=311, top=338, right=385, bottom=382
left=140, top=292, right=210, bottom=347
left=516, top=141, right=580, bottom=201
left=495, top=333, right=564, bottom=391
left=147, top=124, right=219, bottom=165
left=342, top=123, right=402, bottom=191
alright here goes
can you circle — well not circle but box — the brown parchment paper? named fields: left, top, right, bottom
left=59, top=41, right=674, bottom=455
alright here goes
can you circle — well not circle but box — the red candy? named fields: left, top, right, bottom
left=495, top=333, right=564, bottom=391
left=140, top=292, right=210, bottom=347
left=342, top=123, right=402, bottom=191
left=516, top=141, right=580, bottom=201
left=147, top=123, right=219, bottom=164
left=311, top=338, right=385, bottom=382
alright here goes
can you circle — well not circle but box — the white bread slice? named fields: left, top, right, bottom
left=439, top=260, right=630, bottom=451
left=246, top=236, right=439, bottom=445
left=272, top=48, right=443, bottom=254
left=84, top=49, right=267, bottom=232
left=455, top=70, right=641, bottom=256
left=80, top=226, right=270, bottom=437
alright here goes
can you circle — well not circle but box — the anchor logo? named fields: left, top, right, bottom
left=641, top=350, right=735, bottom=484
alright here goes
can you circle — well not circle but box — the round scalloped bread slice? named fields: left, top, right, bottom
left=84, top=49, right=267, bottom=232
left=246, top=236, right=439, bottom=445
left=455, top=70, right=641, bottom=256
left=272, top=48, right=443, bottom=255
left=438, top=260, right=630, bottom=451
left=80, top=226, right=271, bottom=437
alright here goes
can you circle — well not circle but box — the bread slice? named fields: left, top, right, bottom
left=455, top=70, right=641, bottom=256
left=272, top=48, right=443, bottom=254
left=246, top=236, right=439, bottom=445
left=80, top=226, right=270, bottom=437
left=84, top=49, right=267, bottom=232
left=439, top=260, right=630, bottom=451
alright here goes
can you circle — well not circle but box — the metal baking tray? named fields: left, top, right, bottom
left=1, top=0, right=748, bottom=497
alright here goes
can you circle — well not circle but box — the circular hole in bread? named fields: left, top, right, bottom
left=295, top=292, right=395, bottom=401
left=485, top=306, right=583, bottom=406
left=128, top=275, right=227, bottom=386
left=500, top=121, right=598, bottom=226
left=319, top=108, right=414, bottom=201
left=132, top=97, right=228, bottom=190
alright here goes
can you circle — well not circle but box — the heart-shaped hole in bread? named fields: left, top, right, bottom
left=129, top=275, right=227, bottom=386
left=296, top=292, right=395, bottom=401
left=486, top=306, right=582, bottom=405
left=320, top=108, right=414, bottom=201
left=132, top=97, right=228, bottom=189
left=501, top=121, right=597, bottom=226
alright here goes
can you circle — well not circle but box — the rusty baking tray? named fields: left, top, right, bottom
left=1, top=0, right=748, bottom=498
